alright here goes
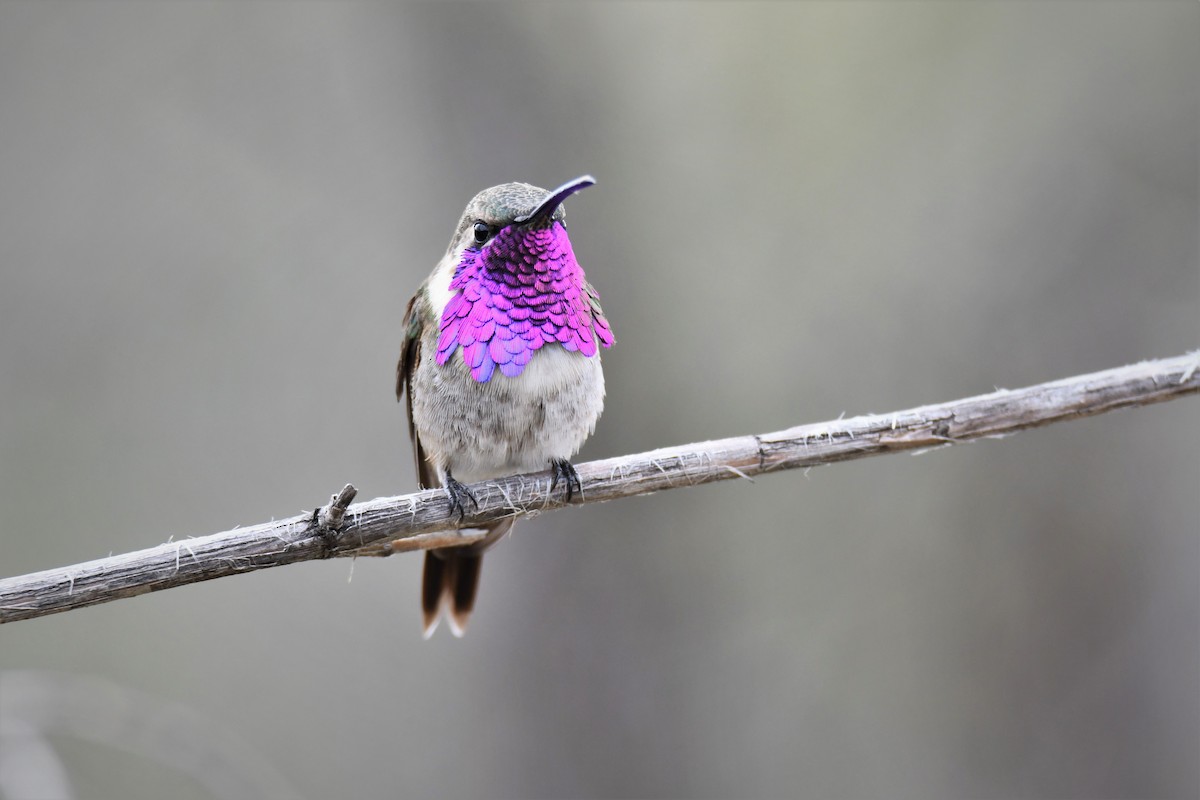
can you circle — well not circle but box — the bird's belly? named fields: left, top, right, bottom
left=411, top=345, right=606, bottom=484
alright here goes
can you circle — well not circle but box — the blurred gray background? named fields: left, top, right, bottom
left=0, top=3, right=1196, bottom=799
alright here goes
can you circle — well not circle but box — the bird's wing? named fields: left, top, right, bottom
left=584, top=281, right=616, bottom=348
left=396, top=292, right=437, bottom=490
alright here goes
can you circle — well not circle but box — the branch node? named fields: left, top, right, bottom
left=319, top=484, right=358, bottom=530
left=931, top=418, right=956, bottom=441
left=309, top=484, right=359, bottom=558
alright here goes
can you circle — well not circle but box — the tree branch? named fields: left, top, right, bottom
left=2, top=352, right=1197, bottom=625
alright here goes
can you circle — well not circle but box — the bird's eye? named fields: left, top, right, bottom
left=472, top=221, right=491, bottom=244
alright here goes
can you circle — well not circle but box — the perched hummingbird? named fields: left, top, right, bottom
left=395, top=176, right=614, bottom=637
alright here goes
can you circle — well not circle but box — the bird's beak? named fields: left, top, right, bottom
left=514, top=175, right=596, bottom=225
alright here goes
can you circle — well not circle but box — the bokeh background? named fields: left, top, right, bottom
left=0, top=3, right=1196, bottom=799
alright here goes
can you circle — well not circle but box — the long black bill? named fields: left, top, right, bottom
left=514, top=175, right=596, bottom=225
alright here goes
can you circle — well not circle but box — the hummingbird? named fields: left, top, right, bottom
left=395, top=176, right=614, bottom=638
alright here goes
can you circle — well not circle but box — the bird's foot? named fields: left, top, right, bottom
left=549, top=458, right=582, bottom=502
left=444, top=474, right=479, bottom=521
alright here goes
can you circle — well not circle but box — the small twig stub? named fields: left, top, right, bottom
left=319, top=484, right=358, bottom=530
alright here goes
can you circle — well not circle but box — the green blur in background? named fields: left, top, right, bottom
left=0, top=3, right=1196, bottom=798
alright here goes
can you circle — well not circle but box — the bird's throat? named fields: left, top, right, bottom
left=434, top=222, right=612, bottom=382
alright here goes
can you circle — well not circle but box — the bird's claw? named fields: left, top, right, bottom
left=444, top=475, right=479, bottom=520
left=549, top=458, right=582, bottom=502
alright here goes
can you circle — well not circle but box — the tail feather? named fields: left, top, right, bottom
left=420, top=519, right=515, bottom=638
left=420, top=552, right=448, bottom=637
left=448, top=553, right=481, bottom=636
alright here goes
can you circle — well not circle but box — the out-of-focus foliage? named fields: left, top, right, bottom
left=0, top=3, right=1195, bottom=798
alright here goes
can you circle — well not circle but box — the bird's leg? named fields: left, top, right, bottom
left=443, top=470, right=479, bottom=520
left=549, top=458, right=582, bottom=502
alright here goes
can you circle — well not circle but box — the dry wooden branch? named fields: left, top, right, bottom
left=1, top=352, right=1196, bottom=625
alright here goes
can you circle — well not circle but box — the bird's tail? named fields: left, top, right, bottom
left=421, top=519, right=514, bottom=638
